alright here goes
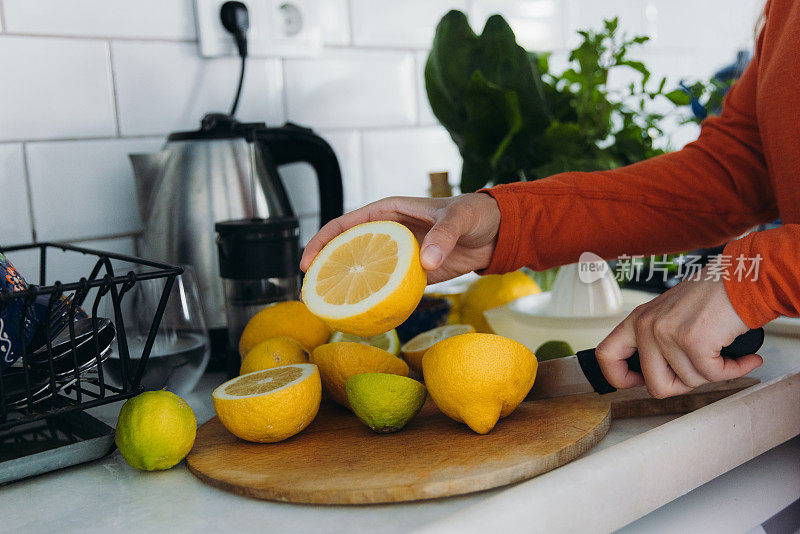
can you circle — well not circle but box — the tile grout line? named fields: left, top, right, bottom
left=0, top=124, right=442, bottom=145
left=344, top=0, right=355, bottom=46
left=0, top=0, right=6, bottom=33
left=412, top=49, right=424, bottom=127
left=1, top=134, right=167, bottom=144
left=0, top=31, right=197, bottom=43
left=357, top=124, right=370, bottom=204
left=19, top=143, right=38, bottom=243
left=106, top=40, right=123, bottom=137
left=352, top=129, right=365, bottom=208
left=280, top=57, right=289, bottom=123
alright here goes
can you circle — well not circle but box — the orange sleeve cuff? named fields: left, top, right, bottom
left=722, top=234, right=780, bottom=329
left=478, top=185, right=525, bottom=274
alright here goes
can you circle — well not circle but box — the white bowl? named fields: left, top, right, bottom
left=483, top=289, right=655, bottom=352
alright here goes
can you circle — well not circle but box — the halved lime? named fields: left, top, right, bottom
left=534, top=340, right=574, bottom=361
left=330, top=329, right=400, bottom=355
left=346, top=373, right=427, bottom=433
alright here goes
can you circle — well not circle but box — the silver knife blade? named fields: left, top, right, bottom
left=527, top=327, right=765, bottom=400
left=527, top=355, right=596, bottom=400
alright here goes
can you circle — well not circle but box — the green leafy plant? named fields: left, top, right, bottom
left=678, top=77, right=736, bottom=125
left=425, top=11, right=690, bottom=193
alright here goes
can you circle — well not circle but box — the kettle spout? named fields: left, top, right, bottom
left=129, top=151, right=170, bottom=222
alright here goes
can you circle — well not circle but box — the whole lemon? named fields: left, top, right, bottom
left=460, top=271, right=540, bottom=333
left=240, top=336, right=308, bottom=375
left=115, top=390, right=197, bottom=470
left=422, top=333, right=537, bottom=434
left=310, top=342, right=409, bottom=407
left=239, top=301, right=331, bottom=357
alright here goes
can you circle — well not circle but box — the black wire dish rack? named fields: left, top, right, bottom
left=0, top=242, right=182, bottom=484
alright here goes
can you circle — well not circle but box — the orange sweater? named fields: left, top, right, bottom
left=482, top=0, right=798, bottom=329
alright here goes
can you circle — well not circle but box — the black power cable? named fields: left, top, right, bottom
left=220, top=1, right=249, bottom=117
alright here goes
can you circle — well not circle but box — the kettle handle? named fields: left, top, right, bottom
left=255, top=124, right=344, bottom=228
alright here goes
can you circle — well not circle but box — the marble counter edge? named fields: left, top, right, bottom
left=414, top=367, right=800, bottom=533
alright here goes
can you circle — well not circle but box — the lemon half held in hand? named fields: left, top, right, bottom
left=301, top=221, right=427, bottom=337
left=213, top=364, right=321, bottom=443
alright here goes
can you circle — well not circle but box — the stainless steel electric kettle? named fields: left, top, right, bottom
left=129, top=113, right=344, bottom=342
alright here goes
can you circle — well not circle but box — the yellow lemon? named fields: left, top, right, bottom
left=461, top=271, right=540, bottom=333
left=310, top=342, right=409, bottom=407
left=400, top=324, right=475, bottom=374
left=238, top=301, right=331, bottom=357
left=240, top=337, right=309, bottom=375
left=301, top=221, right=427, bottom=337
left=213, top=364, right=321, bottom=443
left=329, top=329, right=401, bottom=355
left=115, top=390, right=197, bottom=471
left=422, top=333, right=537, bottom=434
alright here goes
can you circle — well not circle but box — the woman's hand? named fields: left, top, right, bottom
left=596, top=263, right=763, bottom=398
left=300, top=194, right=501, bottom=284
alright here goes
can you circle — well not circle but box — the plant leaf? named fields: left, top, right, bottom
left=664, top=89, right=691, bottom=105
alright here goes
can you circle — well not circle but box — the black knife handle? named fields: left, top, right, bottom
left=577, top=327, right=765, bottom=395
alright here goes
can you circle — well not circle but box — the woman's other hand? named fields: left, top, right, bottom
left=596, top=262, right=763, bottom=398
left=299, top=194, right=501, bottom=284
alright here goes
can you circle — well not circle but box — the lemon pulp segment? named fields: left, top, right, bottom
left=316, top=233, right=399, bottom=305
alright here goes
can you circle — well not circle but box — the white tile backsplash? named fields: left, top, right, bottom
left=284, top=49, right=417, bottom=129
left=415, top=50, right=438, bottom=126
left=0, top=143, right=34, bottom=245
left=644, top=0, right=762, bottom=53
left=361, top=126, right=461, bottom=204
left=112, top=41, right=284, bottom=137
left=26, top=138, right=162, bottom=242
left=299, top=214, right=319, bottom=247
left=0, top=0, right=761, bottom=249
left=280, top=129, right=363, bottom=216
left=319, top=0, right=351, bottom=45
left=2, top=0, right=196, bottom=40
left=351, top=0, right=467, bottom=48
left=3, top=236, right=137, bottom=289
left=470, top=0, right=568, bottom=52
left=566, top=0, right=645, bottom=49
left=0, top=36, right=116, bottom=141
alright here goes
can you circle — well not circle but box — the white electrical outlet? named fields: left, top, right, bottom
left=195, top=0, right=322, bottom=58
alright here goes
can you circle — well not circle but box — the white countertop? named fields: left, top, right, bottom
left=3, top=335, right=800, bottom=534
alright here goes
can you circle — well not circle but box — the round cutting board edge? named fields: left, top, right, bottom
left=186, top=397, right=611, bottom=505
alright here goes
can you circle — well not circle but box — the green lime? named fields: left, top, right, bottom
left=330, top=329, right=401, bottom=355
left=345, top=373, right=427, bottom=433
left=535, top=340, right=574, bottom=361
left=115, top=390, right=197, bottom=471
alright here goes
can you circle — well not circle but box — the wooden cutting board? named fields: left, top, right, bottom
left=186, top=376, right=758, bottom=504
left=597, top=376, right=759, bottom=418
left=187, top=395, right=611, bottom=504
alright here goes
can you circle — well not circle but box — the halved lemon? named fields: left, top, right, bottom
left=329, top=329, right=401, bottom=355
left=310, top=342, right=409, bottom=407
left=400, top=324, right=475, bottom=374
left=301, top=221, right=427, bottom=337
left=212, top=363, right=321, bottom=443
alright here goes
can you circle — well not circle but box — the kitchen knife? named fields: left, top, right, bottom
left=528, top=327, right=765, bottom=399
